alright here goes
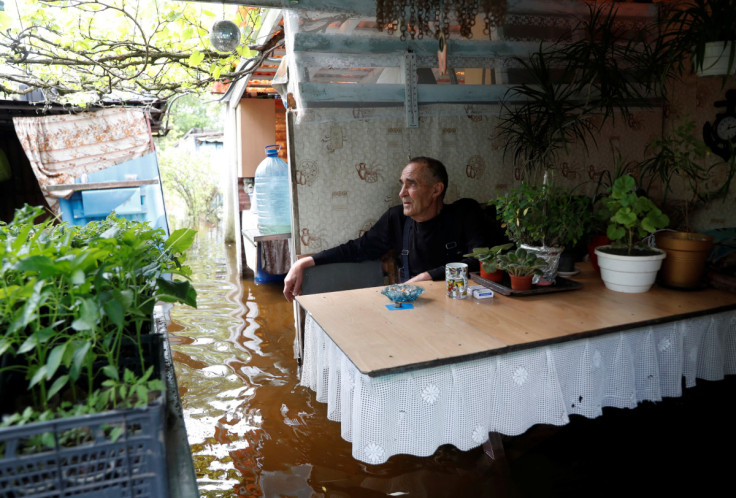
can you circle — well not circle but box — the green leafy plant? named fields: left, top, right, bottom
left=663, top=0, right=736, bottom=80
left=497, top=247, right=548, bottom=277
left=497, top=3, right=665, bottom=181
left=0, top=205, right=196, bottom=427
left=463, top=243, right=513, bottom=274
left=492, top=183, right=593, bottom=249
left=597, top=175, right=670, bottom=255
left=639, top=115, right=736, bottom=232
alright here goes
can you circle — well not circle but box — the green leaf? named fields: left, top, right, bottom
left=46, top=343, right=68, bottom=379
left=140, top=365, right=154, bottom=383
left=164, top=228, right=197, bottom=254
left=29, top=365, right=48, bottom=388
left=102, top=298, right=124, bottom=327
left=99, top=226, right=120, bottom=240
left=18, top=334, right=38, bottom=355
left=70, top=341, right=91, bottom=380
left=607, top=225, right=625, bottom=241
left=116, top=289, right=135, bottom=309
left=134, top=386, right=149, bottom=406
left=102, top=365, right=119, bottom=381
left=123, top=368, right=136, bottom=384
left=71, top=298, right=100, bottom=331
left=612, top=208, right=637, bottom=228
left=188, top=50, right=205, bottom=66
left=47, top=374, right=70, bottom=399
left=10, top=280, right=46, bottom=334
left=148, top=379, right=165, bottom=392
left=0, top=339, right=12, bottom=356
left=156, top=278, right=197, bottom=308
left=14, top=255, right=57, bottom=276
left=70, top=269, right=86, bottom=285
left=0, top=284, right=20, bottom=301
left=109, top=426, right=124, bottom=442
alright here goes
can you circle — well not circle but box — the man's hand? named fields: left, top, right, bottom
left=405, top=271, right=431, bottom=283
left=283, top=256, right=315, bottom=302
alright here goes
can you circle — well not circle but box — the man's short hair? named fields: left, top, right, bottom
left=409, top=156, right=448, bottom=199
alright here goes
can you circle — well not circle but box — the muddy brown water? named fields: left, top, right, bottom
left=169, top=228, right=736, bottom=497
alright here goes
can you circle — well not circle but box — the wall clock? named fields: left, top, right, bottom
left=703, top=89, right=736, bottom=161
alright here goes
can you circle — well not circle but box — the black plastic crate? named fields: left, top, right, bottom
left=0, top=336, right=168, bottom=497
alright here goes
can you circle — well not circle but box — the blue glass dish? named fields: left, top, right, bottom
left=381, top=284, right=425, bottom=308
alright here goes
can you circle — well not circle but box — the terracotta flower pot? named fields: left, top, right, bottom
left=480, top=267, right=503, bottom=282
left=655, top=231, right=714, bottom=289
left=509, top=274, right=533, bottom=291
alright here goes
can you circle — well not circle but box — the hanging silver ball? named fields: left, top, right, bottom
left=210, top=20, right=240, bottom=53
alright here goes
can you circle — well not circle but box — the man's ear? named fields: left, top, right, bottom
left=432, top=182, right=444, bottom=199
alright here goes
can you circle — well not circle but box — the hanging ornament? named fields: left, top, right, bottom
left=438, top=32, right=448, bottom=75
left=376, top=0, right=506, bottom=40
left=210, top=20, right=240, bottom=53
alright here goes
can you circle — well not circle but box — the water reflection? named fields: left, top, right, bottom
left=168, top=227, right=498, bottom=497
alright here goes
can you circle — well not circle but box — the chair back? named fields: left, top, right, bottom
left=301, top=260, right=384, bottom=295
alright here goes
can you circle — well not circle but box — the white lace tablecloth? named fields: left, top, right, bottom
left=300, top=310, right=736, bottom=464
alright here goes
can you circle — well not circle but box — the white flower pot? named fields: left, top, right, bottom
left=696, top=41, right=736, bottom=77
left=594, top=245, right=666, bottom=293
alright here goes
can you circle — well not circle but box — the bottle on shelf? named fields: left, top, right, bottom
left=253, top=144, right=291, bottom=234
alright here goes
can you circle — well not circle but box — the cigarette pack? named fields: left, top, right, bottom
left=468, top=285, right=494, bottom=299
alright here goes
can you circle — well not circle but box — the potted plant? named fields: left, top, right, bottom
left=492, top=182, right=592, bottom=283
left=497, top=247, right=548, bottom=291
left=586, top=150, right=640, bottom=272
left=494, top=3, right=661, bottom=281
left=663, top=0, right=736, bottom=78
left=464, top=243, right=513, bottom=282
left=639, top=115, right=736, bottom=288
left=0, top=206, right=197, bottom=495
left=594, top=175, right=670, bottom=293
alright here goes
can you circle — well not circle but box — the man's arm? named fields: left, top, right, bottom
left=282, top=208, right=398, bottom=301
left=406, top=271, right=432, bottom=283
left=283, top=256, right=315, bottom=302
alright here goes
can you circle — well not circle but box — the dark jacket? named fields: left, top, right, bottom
left=312, top=198, right=492, bottom=281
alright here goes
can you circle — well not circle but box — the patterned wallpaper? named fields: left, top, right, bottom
left=668, top=74, right=736, bottom=231
left=290, top=103, right=673, bottom=255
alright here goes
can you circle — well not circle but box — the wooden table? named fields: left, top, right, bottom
left=296, top=264, right=736, bottom=464
left=297, top=263, right=736, bottom=376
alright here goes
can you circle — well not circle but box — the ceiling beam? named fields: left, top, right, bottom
left=294, top=52, right=507, bottom=71
left=298, top=82, right=513, bottom=106
left=293, top=32, right=537, bottom=58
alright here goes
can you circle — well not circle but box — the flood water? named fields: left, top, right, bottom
left=168, top=227, right=736, bottom=498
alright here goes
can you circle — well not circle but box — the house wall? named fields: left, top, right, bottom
left=666, top=74, right=736, bottom=231
left=237, top=99, right=277, bottom=178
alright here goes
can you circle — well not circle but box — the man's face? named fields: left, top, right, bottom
left=399, top=162, right=442, bottom=221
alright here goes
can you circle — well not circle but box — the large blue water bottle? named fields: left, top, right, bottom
left=253, top=144, right=291, bottom=234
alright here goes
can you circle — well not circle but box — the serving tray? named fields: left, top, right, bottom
left=470, top=272, right=583, bottom=296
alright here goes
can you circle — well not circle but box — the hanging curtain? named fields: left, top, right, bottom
left=13, top=108, right=153, bottom=212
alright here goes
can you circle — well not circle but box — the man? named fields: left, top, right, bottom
left=283, top=157, right=492, bottom=302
